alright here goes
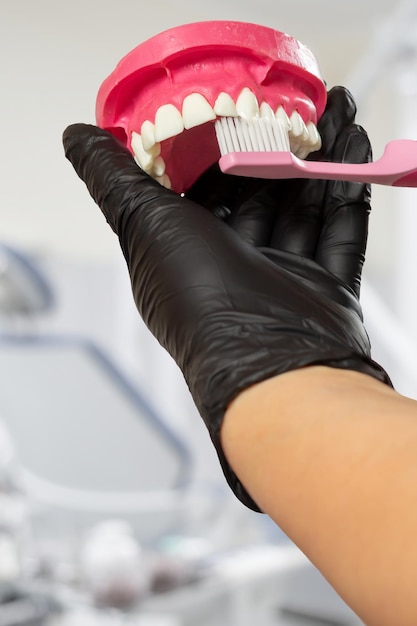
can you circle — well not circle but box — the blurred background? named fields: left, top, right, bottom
left=0, top=1, right=416, bottom=624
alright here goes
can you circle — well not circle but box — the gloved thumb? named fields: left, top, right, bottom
left=62, top=123, right=168, bottom=233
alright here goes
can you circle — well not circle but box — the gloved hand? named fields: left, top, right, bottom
left=63, top=86, right=391, bottom=512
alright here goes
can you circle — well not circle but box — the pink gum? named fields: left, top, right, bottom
left=96, top=21, right=327, bottom=142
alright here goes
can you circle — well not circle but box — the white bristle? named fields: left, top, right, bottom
left=258, top=119, right=273, bottom=151
left=234, top=118, right=248, bottom=150
left=247, top=120, right=259, bottom=151
left=254, top=120, right=266, bottom=151
left=238, top=118, right=252, bottom=151
left=273, top=117, right=291, bottom=151
left=264, top=119, right=278, bottom=151
left=258, top=120, right=269, bottom=149
left=226, top=117, right=241, bottom=152
left=215, top=116, right=290, bottom=156
left=215, top=119, right=229, bottom=155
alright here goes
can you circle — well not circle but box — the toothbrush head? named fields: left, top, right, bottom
left=96, top=21, right=327, bottom=194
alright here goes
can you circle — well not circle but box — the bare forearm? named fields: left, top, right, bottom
left=221, top=366, right=417, bottom=626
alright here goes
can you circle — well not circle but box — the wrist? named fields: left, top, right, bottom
left=224, top=365, right=392, bottom=425
left=220, top=365, right=397, bottom=511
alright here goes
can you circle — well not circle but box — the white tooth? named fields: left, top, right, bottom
left=260, top=102, right=275, bottom=119
left=236, top=88, right=259, bottom=120
left=182, top=93, right=216, bottom=129
left=151, top=156, right=166, bottom=177
left=295, top=146, right=311, bottom=159
left=151, top=142, right=161, bottom=157
left=155, top=174, right=171, bottom=189
left=289, top=111, right=309, bottom=141
left=154, top=104, right=184, bottom=142
left=214, top=92, right=238, bottom=117
left=131, top=131, right=154, bottom=171
left=276, top=106, right=292, bottom=132
left=141, top=120, right=156, bottom=151
left=140, top=127, right=161, bottom=158
left=306, top=121, right=322, bottom=151
left=289, top=139, right=301, bottom=154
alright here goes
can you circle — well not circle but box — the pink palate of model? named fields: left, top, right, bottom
left=96, top=21, right=327, bottom=194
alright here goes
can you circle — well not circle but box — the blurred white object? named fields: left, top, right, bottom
left=150, top=535, right=211, bottom=593
left=48, top=607, right=112, bottom=626
left=0, top=533, right=20, bottom=582
left=48, top=607, right=179, bottom=626
left=0, top=419, right=19, bottom=489
left=0, top=420, right=31, bottom=585
left=80, top=520, right=150, bottom=609
left=140, top=544, right=363, bottom=626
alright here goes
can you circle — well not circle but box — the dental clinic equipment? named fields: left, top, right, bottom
left=95, top=20, right=417, bottom=193
left=216, top=133, right=417, bottom=186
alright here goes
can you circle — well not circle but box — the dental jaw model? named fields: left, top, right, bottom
left=96, top=21, right=327, bottom=194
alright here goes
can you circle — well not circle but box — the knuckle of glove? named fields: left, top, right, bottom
left=317, top=86, right=357, bottom=159
left=323, top=86, right=357, bottom=128
left=335, top=125, right=372, bottom=165
left=330, top=125, right=372, bottom=206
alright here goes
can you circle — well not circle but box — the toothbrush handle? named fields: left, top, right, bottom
left=219, top=141, right=417, bottom=187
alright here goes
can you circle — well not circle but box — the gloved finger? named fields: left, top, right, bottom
left=269, top=86, right=359, bottom=257
left=315, top=124, right=372, bottom=296
left=188, top=87, right=358, bottom=248
left=224, top=179, right=285, bottom=247
left=269, top=179, right=323, bottom=257
left=63, top=123, right=186, bottom=234
left=63, top=123, right=244, bottom=352
left=185, top=164, right=256, bottom=219
left=186, top=162, right=280, bottom=248
left=314, top=86, right=357, bottom=160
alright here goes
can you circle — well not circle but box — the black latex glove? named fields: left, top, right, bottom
left=63, top=86, right=392, bottom=512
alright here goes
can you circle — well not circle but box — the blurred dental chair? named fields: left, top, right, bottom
left=0, top=242, right=192, bottom=542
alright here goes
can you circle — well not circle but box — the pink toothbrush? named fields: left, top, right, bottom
left=216, top=117, right=417, bottom=188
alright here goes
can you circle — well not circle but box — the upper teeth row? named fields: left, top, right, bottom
left=131, top=87, right=322, bottom=189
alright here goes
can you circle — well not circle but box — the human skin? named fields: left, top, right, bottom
left=222, top=365, right=417, bottom=626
